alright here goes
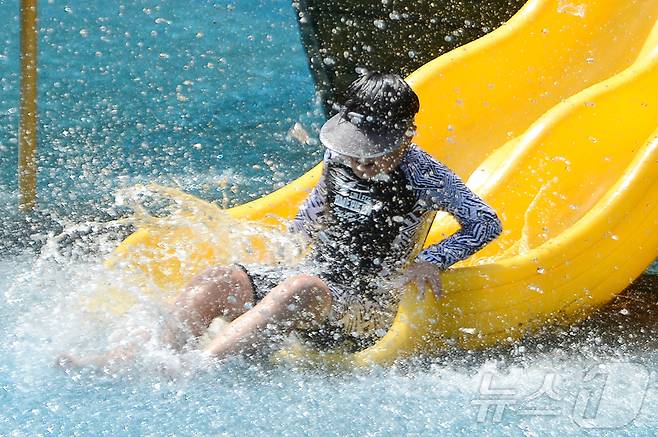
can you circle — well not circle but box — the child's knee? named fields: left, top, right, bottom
left=280, top=275, right=332, bottom=316
left=189, top=265, right=251, bottom=295
left=194, top=264, right=242, bottom=284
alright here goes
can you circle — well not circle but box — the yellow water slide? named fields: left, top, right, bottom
left=107, top=0, right=658, bottom=365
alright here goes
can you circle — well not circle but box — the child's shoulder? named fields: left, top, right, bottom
left=404, top=144, right=449, bottom=167
left=402, top=144, right=453, bottom=183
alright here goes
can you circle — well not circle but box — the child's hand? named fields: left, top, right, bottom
left=397, top=261, right=442, bottom=300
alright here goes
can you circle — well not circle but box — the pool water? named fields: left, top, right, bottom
left=1, top=1, right=658, bottom=435
left=0, top=0, right=323, bottom=227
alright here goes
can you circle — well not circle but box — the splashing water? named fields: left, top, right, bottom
left=1, top=0, right=658, bottom=434
left=4, top=181, right=309, bottom=380
left=2, top=188, right=658, bottom=435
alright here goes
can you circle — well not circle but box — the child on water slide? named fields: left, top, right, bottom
left=59, top=72, right=502, bottom=368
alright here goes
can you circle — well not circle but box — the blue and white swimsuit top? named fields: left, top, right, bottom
left=290, top=145, right=502, bottom=285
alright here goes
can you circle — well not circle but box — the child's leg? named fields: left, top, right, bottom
left=171, top=264, right=255, bottom=337
left=57, top=264, right=255, bottom=369
left=204, top=274, right=332, bottom=359
left=56, top=330, right=152, bottom=369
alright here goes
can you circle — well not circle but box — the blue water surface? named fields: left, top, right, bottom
left=1, top=1, right=658, bottom=436
left=0, top=0, right=323, bottom=217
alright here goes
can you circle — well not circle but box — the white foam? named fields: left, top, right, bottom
left=557, top=1, right=586, bottom=17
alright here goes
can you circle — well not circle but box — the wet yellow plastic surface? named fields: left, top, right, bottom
left=107, top=0, right=658, bottom=367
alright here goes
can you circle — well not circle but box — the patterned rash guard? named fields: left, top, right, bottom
left=242, top=144, right=503, bottom=350
left=291, top=145, right=502, bottom=280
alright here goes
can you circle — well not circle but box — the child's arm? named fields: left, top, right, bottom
left=289, top=153, right=329, bottom=236
left=408, top=149, right=502, bottom=269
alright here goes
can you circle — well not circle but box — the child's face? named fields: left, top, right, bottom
left=345, top=144, right=408, bottom=180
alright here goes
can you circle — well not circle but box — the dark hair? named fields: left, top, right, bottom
left=342, top=72, right=420, bottom=128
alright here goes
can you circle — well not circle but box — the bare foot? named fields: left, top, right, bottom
left=54, top=345, right=137, bottom=371
left=55, top=353, right=83, bottom=369
left=54, top=352, right=110, bottom=370
left=54, top=330, right=154, bottom=372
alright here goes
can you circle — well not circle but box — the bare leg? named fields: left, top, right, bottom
left=56, top=330, right=152, bottom=369
left=171, top=264, right=255, bottom=337
left=204, top=274, right=332, bottom=359
left=57, top=265, right=255, bottom=369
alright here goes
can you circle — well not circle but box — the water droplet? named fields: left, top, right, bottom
left=619, top=308, right=629, bottom=315
left=557, top=2, right=586, bottom=17
left=444, top=35, right=453, bottom=42
left=528, top=284, right=543, bottom=293
left=373, top=19, right=386, bottom=29
left=536, top=267, right=545, bottom=274
left=46, top=401, right=60, bottom=413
